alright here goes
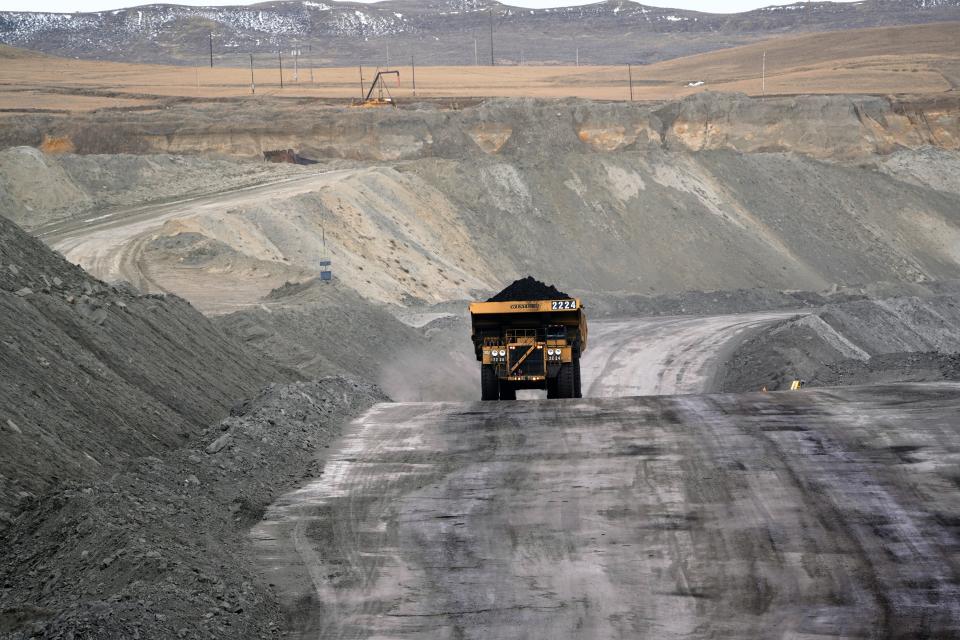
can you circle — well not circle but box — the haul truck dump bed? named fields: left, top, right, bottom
left=470, top=291, right=587, bottom=401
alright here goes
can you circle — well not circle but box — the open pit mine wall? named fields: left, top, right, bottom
left=1, top=94, right=958, bottom=162
left=3, top=93, right=960, bottom=306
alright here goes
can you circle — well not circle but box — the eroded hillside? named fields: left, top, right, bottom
left=3, top=94, right=957, bottom=313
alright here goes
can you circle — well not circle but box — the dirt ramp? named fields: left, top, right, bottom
left=0, top=150, right=304, bottom=232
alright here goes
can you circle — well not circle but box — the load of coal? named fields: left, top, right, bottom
left=487, top=276, right=571, bottom=302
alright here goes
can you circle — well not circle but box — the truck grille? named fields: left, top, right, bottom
left=509, top=345, right=545, bottom=378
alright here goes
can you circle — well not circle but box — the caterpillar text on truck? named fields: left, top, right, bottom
left=470, top=296, right=588, bottom=400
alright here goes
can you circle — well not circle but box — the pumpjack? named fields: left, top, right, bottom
left=361, top=70, right=399, bottom=106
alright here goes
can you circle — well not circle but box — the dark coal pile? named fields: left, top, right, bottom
left=0, top=377, right=387, bottom=640
left=487, top=277, right=571, bottom=302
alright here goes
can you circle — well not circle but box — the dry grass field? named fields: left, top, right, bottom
left=0, top=21, right=957, bottom=111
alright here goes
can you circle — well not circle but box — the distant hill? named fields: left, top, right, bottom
left=634, top=21, right=960, bottom=94
left=1, top=0, right=959, bottom=67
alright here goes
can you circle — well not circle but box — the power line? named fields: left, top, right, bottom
left=762, top=50, right=766, bottom=97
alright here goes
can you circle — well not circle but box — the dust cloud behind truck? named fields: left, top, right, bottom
left=470, top=278, right=588, bottom=401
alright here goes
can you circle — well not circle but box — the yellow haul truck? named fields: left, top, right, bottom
left=469, top=298, right=587, bottom=400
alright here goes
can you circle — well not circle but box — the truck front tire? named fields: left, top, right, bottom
left=499, top=382, right=516, bottom=401
left=481, top=365, right=499, bottom=401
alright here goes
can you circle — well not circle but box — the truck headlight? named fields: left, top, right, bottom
left=499, top=349, right=506, bottom=356
left=547, top=349, right=555, bottom=356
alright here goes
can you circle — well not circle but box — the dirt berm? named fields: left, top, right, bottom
left=719, top=291, right=960, bottom=391
left=0, top=216, right=389, bottom=638
left=216, top=278, right=477, bottom=402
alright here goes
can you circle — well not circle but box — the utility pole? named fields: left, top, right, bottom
left=309, top=44, right=314, bottom=84
left=628, top=63, right=633, bottom=101
left=474, top=37, right=478, bottom=66
left=249, top=53, right=255, bottom=94
left=489, top=8, right=495, bottom=66
left=209, top=32, right=213, bottom=68
left=576, top=47, right=579, bottom=67
left=386, top=42, right=390, bottom=68
left=359, top=65, right=365, bottom=99
left=278, top=49, right=283, bottom=88
left=293, top=46, right=299, bottom=82
left=761, top=50, right=766, bottom=97
left=411, top=54, right=417, bottom=96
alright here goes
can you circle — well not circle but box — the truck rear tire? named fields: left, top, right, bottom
left=499, top=382, right=516, bottom=401
left=556, top=363, right=576, bottom=399
left=481, top=365, right=498, bottom=401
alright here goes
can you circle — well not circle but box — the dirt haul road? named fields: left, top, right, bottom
left=583, top=312, right=796, bottom=397
left=37, top=172, right=349, bottom=312
left=251, top=312, right=960, bottom=638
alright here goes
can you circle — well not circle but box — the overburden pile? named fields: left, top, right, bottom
left=487, top=276, right=571, bottom=302
left=0, top=215, right=389, bottom=639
